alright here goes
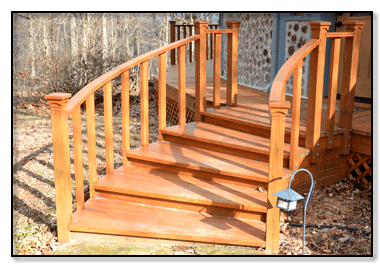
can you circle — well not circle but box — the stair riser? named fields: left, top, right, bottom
left=128, top=158, right=268, bottom=189
left=202, top=114, right=306, bottom=147
left=96, top=190, right=267, bottom=221
left=162, top=133, right=291, bottom=167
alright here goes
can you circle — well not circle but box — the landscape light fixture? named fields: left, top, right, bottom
left=273, top=168, right=315, bottom=255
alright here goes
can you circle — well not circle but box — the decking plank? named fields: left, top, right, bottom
left=95, top=165, right=267, bottom=213
left=69, top=198, right=266, bottom=247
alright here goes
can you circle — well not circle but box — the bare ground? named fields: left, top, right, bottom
left=12, top=93, right=372, bottom=255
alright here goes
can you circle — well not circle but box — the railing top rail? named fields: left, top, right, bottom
left=269, top=39, right=322, bottom=104
left=66, top=34, right=201, bottom=117
left=205, top=29, right=234, bottom=33
left=326, top=32, right=356, bottom=38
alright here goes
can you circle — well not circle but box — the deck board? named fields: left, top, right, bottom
left=70, top=198, right=266, bottom=247
left=154, top=59, right=371, bottom=137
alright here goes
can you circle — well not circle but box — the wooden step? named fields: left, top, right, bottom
left=127, top=141, right=292, bottom=188
left=69, top=198, right=266, bottom=247
left=161, top=122, right=310, bottom=166
left=94, top=165, right=267, bottom=220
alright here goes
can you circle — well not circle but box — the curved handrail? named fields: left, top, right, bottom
left=269, top=39, right=321, bottom=104
left=66, top=34, right=201, bottom=116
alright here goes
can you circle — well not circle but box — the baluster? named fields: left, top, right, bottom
left=72, top=107, right=84, bottom=211
left=45, top=93, right=72, bottom=244
left=325, top=37, right=341, bottom=150
left=210, top=26, right=213, bottom=60
left=140, top=61, right=149, bottom=146
left=189, top=26, right=193, bottom=63
left=305, top=21, right=330, bottom=163
left=213, top=33, right=222, bottom=108
left=103, top=81, right=114, bottom=174
left=194, top=20, right=209, bottom=121
left=338, top=21, right=365, bottom=155
left=289, top=63, right=302, bottom=170
left=226, top=21, right=241, bottom=106
left=178, top=45, right=186, bottom=125
left=170, top=21, right=176, bottom=65
left=121, top=70, right=130, bottom=165
left=86, top=93, right=97, bottom=198
left=177, top=25, right=180, bottom=41
left=158, top=53, right=167, bottom=140
left=266, top=101, right=290, bottom=253
left=183, top=26, right=187, bottom=63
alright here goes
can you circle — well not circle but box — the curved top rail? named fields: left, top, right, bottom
left=66, top=34, right=201, bottom=116
left=269, top=39, right=321, bottom=105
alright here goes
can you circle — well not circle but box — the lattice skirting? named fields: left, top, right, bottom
left=154, top=90, right=195, bottom=125
left=347, top=152, right=372, bottom=189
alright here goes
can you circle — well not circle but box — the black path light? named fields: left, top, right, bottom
left=273, top=168, right=315, bottom=255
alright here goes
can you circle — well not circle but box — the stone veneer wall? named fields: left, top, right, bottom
left=222, top=13, right=273, bottom=89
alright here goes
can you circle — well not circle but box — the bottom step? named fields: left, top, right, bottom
left=69, top=198, right=266, bottom=247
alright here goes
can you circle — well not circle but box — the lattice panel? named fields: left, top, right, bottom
left=154, top=90, right=195, bottom=126
left=346, top=152, right=372, bottom=189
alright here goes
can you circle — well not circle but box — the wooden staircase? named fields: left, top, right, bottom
left=45, top=19, right=365, bottom=253
left=69, top=116, right=309, bottom=247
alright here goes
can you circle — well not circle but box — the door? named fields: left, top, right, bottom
left=335, top=13, right=372, bottom=99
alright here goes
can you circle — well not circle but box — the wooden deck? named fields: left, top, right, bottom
left=155, top=59, right=371, bottom=140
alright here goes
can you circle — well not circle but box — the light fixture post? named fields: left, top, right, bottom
left=287, top=168, right=315, bottom=255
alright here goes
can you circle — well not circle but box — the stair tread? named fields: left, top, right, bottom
left=128, top=141, right=292, bottom=182
left=162, top=122, right=310, bottom=158
left=70, top=197, right=266, bottom=247
left=95, top=165, right=267, bottom=213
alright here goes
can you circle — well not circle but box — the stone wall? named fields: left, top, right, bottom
left=222, top=13, right=273, bottom=89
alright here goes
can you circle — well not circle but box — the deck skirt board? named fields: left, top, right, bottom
left=69, top=198, right=266, bottom=247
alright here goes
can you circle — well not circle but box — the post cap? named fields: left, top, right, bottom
left=45, top=93, right=72, bottom=101
left=308, top=21, right=331, bottom=26
left=194, top=20, right=209, bottom=25
left=226, top=20, right=241, bottom=28
left=344, top=21, right=365, bottom=29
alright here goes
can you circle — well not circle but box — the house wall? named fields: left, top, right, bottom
left=221, top=13, right=273, bottom=89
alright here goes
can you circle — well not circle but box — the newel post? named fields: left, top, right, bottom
left=339, top=21, right=365, bottom=155
left=305, top=21, right=330, bottom=164
left=194, top=20, right=209, bottom=121
left=45, top=93, right=72, bottom=244
left=226, top=21, right=241, bottom=106
left=266, top=100, right=290, bottom=254
left=170, top=21, right=176, bottom=65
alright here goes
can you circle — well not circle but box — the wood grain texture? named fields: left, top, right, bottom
left=213, top=33, right=221, bottom=108
left=226, top=21, right=241, bottom=106
left=45, top=93, right=72, bottom=243
left=289, top=63, right=302, bottom=170
left=305, top=22, right=330, bottom=163
left=265, top=106, right=288, bottom=253
left=72, top=107, right=84, bottom=211
left=170, top=21, right=176, bottom=65
left=86, top=94, right=97, bottom=198
left=178, top=45, right=186, bottom=125
left=158, top=54, right=167, bottom=141
left=140, top=61, right=149, bottom=146
left=69, top=198, right=266, bottom=247
left=194, top=21, right=208, bottom=121
left=121, top=71, right=130, bottom=165
left=103, top=81, right=114, bottom=174
left=326, top=37, right=341, bottom=150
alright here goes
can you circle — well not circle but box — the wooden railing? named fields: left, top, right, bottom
left=265, top=21, right=364, bottom=253
left=45, top=20, right=240, bottom=244
left=169, top=21, right=220, bottom=65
